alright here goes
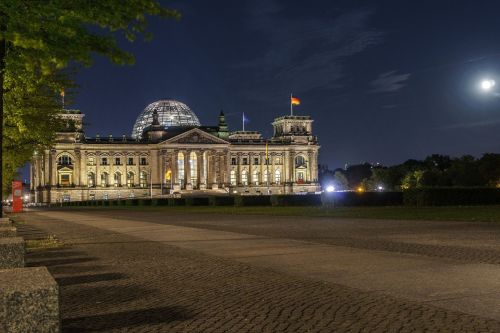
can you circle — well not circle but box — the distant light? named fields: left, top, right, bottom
left=357, top=187, right=364, bottom=192
left=24, top=195, right=29, bottom=200
left=378, top=185, right=384, bottom=191
left=326, top=185, right=335, bottom=192
left=481, top=79, right=495, bottom=91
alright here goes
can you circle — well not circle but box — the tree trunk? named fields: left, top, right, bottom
left=0, top=37, right=5, bottom=217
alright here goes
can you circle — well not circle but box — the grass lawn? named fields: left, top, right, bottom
left=66, top=205, right=500, bottom=222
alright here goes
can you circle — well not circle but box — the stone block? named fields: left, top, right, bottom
left=0, top=267, right=59, bottom=333
left=0, top=237, right=25, bottom=268
left=0, top=226, right=17, bottom=237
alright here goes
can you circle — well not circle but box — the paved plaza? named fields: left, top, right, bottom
left=17, top=208, right=500, bottom=332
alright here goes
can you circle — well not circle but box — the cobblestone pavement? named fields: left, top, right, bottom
left=16, top=210, right=500, bottom=332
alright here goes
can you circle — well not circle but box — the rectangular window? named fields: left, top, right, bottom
left=275, top=157, right=282, bottom=165
left=140, top=157, right=147, bottom=165
left=254, top=157, right=259, bottom=165
left=87, top=157, right=95, bottom=166
left=242, top=158, right=248, bottom=165
left=101, top=157, right=108, bottom=165
left=115, top=157, right=121, bottom=165
left=128, top=157, right=134, bottom=165
left=231, top=158, right=237, bottom=165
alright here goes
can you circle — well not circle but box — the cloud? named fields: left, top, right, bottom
left=231, top=1, right=382, bottom=104
left=370, top=71, right=411, bottom=93
left=436, top=119, right=500, bottom=130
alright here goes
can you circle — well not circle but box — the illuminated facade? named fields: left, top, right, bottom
left=30, top=99, right=320, bottom=203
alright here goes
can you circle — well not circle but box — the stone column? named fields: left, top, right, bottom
left=50, top=150, right=57, bottom=186
left=184, top=150, right=192, bottom=190
left=198, top=150, right=205, bottom=190
left=74, top=149, right=81, bottom=186
left=308, top=150, right=314, bottom=182
left=173, top=150, right=180, bottom=191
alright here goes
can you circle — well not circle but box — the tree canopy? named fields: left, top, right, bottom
left=0, top=1, right=180, bottom=197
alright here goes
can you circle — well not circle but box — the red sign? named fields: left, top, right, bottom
left=12, top=181, right=23, bottom=213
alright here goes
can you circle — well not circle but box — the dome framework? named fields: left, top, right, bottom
left=132, top=99, right=201, bottom=138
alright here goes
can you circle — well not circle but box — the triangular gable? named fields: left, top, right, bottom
left=161, top=128, right=229, bottom=145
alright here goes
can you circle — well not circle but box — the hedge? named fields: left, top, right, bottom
left=168, top=198, right=186, bottom=206
left=234, top=195, right=271, bottom=206
left=321, top=191, right=403, bottom=207
left=209, top=196, right=235, bottom=206
left=403, top=187, right=500, bottom=206
left=152, top=198, right=169, bottom=206
left=271, top=194, right=322, bottom=206
left=184, top=197, right=209, bottom=206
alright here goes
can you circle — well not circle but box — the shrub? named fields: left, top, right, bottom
left=271, top=194, right=322, bottom=206
left=321, top=191, right=403, bottom=207
left=185, top=197, right=210, bottom=206
left=127, top=199, right=139, bottom=206
left=209, top=196, right=235, bottom=206
left=403, top=187, right=500, bottom=206
left=234, top=195, right=271, bottom=206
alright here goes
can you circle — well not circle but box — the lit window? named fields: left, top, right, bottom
left=101, top=172, right=109, bottom=187
left=87, top=172, right=95, bottom=187
left=140, top=171, right=148, bottom=188
left=127, top=172, right=134, bottom=187
left=114, top=172, right=122, bottom=187
left=252, top=170, right=259, bottom=185
left=275, top=170, right=281, bottom=185
left=241, top=170, right=248, bottom=185
left=60, top=174, right=70, bottom=186
left=230, top=170, right=237, bottom=185
left=87, top=157, right=95, bottom=166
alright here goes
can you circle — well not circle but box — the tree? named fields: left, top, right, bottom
left=0, top=1, right=179, bottom=212
left=332, top=170, right=348, bottom=190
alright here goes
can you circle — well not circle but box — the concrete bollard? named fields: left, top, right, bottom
left=0, top=226, right=17, bottom=237
left=0, top=237, right=25, bottom=268
left=0, top=267, right=59, bottom=333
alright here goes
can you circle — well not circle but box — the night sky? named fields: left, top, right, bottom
left=73, top=0, right=500, bottom=170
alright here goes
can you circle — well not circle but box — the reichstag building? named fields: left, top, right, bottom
left=31, top=99, right=320, bottom=203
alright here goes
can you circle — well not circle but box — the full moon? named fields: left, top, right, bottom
left=481, top=79, right=495, bottom=91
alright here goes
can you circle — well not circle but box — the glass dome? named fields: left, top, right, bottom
left=132, top=99, right=201, bottom=138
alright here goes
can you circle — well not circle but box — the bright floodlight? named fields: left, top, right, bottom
left=326, top=185, right=335, bottom=193
left=481, top=79, right=495, bottom=91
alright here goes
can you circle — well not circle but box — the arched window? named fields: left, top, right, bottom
left=252, top=170, right=259, bottom=185
left=127, top=172, right=134, bottom=187
left=58, top=155, right=72, bottom=166
left=295, top=155, right=306, bottom=168
left=275, top=170, right=281, bottom=185
left=140, top=171, right=148, bottom=188
left=241, top=170, right=248, bottom=186
left=230, top=170, right=237, bottom=186
left=87, top=172, right=95, bottom=188
left=100, top=172, right=109, bottom=187
left=114, top=172, right=122, bottom=187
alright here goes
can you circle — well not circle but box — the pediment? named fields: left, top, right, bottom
left=161, top=128, right=229, bottom=145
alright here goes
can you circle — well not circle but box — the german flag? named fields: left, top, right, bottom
left=291, top=96, right=301, bottom=105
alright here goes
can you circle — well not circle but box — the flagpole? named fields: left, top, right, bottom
left=242, top=113, right=245, bottom=131
left=290, top=93, right=293, bottom=116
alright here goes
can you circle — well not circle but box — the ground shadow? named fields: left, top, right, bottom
left=63, top=305, right=192, bottom=332
left=27, top=256, right=97, bottom=267
left=56, top=272, right=128, bottom=286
